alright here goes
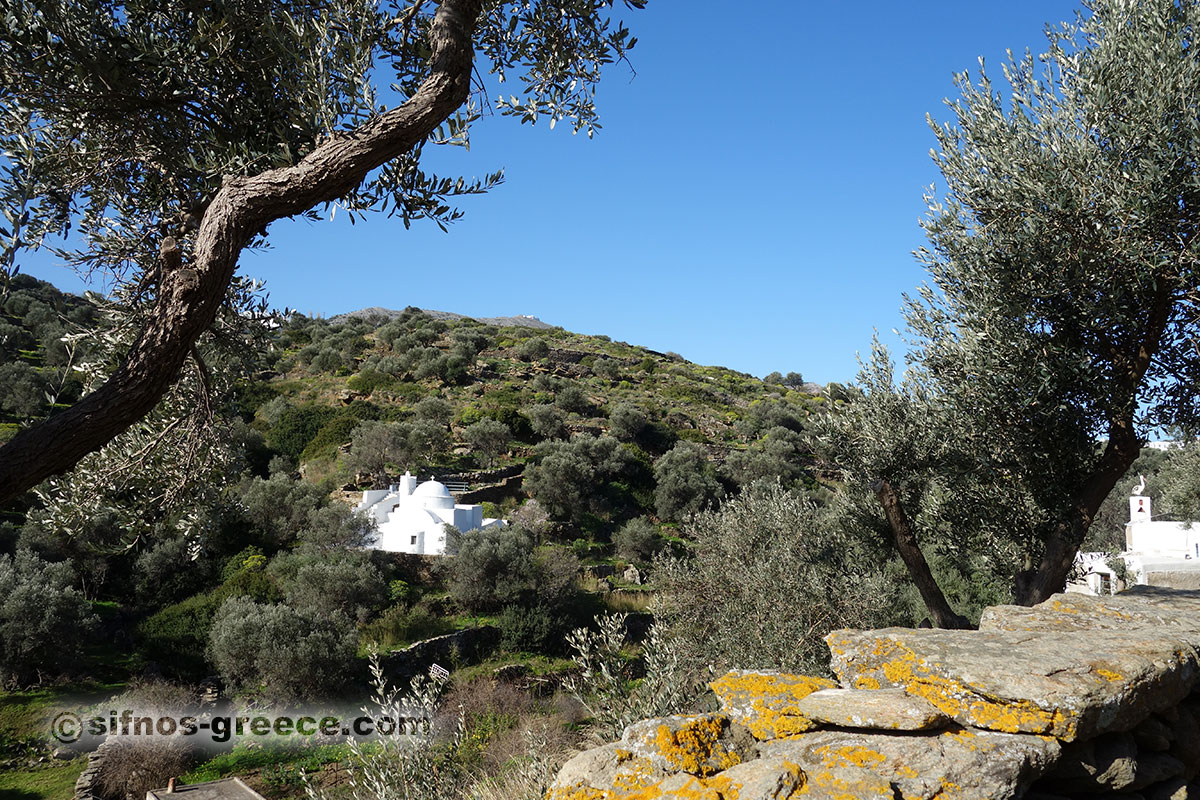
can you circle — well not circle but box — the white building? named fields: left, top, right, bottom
left=355, top=472, right=504, bottom=555
left=1071, top=491, right=1200, bottom=595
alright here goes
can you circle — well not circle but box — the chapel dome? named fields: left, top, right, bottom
left=412, top=480, right=454, bottom=509
left=413, top=480, right=451, bottom=497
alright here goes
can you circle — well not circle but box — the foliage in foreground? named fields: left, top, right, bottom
left=653, top=482, right=908, bottom=676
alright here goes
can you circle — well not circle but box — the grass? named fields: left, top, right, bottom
left=0, top=756, right=88, bottom=800
left=181, top=743, right=349, bottom=784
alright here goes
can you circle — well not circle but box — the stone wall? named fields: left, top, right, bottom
left=378, top=625, right=500, bottom=684
left=547, top=586, right=1200, bottom=800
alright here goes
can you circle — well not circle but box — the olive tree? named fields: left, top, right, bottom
left=0, top=0, right=644, bottom=503
left=820, top=0, right=1200, bottom=607
left=463, top=418, right=510, bottom=467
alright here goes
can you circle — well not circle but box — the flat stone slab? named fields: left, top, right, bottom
left=794, top=687, right=951, bottom=731
left=826, top=627, right=1200, bottom=741
left=763, top=726, right=1062, bottom=800
left=981, top=591, right=1200, bottom=634
left=709, top=670, right=837, bottom=740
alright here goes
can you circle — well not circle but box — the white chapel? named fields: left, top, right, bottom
left=1072, top=485, right=1200, bottom=595
left=355, top=472, right=505, bottom=555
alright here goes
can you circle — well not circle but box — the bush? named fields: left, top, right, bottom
left=653, top=442, right=722, bottom=522
left=348, top=369, right=399, bottom=395
left=608, top=402, right=647, bottom=442
left=554, top=382, right=589, bottom=413
left=612, top=518, right=663, bottom=564
left=497, top=603, right=563, bottom=654
left=208, top=597, right=358, bottom=704
left=464, top=418, right=511, bottom=467
left=138, top=592, right=223, bottom=673
left=276, top=552, right=386, bottom=624
left=515, top=337, right=549, bottom=361
left=653, top=483, right=906, bottom=675
left=266, top=405, right=337, bottom=461
left=449, top=527, right=539, bottom=613
left=0, top=549, right=97, bottom=685
left=98, top=736, right=197, bottom=800
left=360, top=600, right=455, bottom=649
left=523, top=435, right=636, bottom=521
left=524, top=404, right=567, bottom=441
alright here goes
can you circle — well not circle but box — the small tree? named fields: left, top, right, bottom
left=515, top=337, right=550, bottom=362
left=613, top=517, right=663, bottom=564
left=463, top=418, right=511, bottom=467
left=208, top=597, right=357, bottom=704
left=448, top=526, right=538, bottom=613
left=654, top=483, right=904, bottom=675
left=653, top=442, right=721, bottom=522
left=819, top=1, right=1200, bottom=606
left=524, top=404, right=568, bottom=441
left=0, top=549, right=98, bottom=686
left=608, top=402, right=648, bottom=442
left=346, top=421, right=411, bottom=487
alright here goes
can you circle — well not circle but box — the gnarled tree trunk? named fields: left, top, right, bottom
left=0, top=0, right=483, bottom=504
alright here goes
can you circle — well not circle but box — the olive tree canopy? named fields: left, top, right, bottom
left=820, top=0, right=1200, bottom=612
left=0, top=0, right=642, bottom=502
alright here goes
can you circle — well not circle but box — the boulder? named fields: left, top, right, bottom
left=619, top=713, right=758, bottom=777
left=826, top=626, right=1200, bottom=741
left=763, top=726, right=1061, bottom=800
left=709, top=670, right=836, bottom=740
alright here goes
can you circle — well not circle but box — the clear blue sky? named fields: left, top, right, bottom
left=23, top=1, right=1082, bottom=384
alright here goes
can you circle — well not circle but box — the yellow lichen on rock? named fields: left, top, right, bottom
left=710, top=671, right=837, bottom=740
left=855, top=637, right=1075, bottom=738
left=652, top=716, right=743, bottom=777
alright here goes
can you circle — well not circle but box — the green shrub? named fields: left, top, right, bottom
left=612, top=518, right=663, bottom=564
left=266, top=406, right=337, bottom=461
left=0, top=550, right=98, bottom=685
left=138, top=592, right=223, bottom=672
left=515, top=337, right=549, bottom=361
left=497, top=603, right=563, bottom=654
left=360, top=601, right=455, bottom=650
left=449, top=527, right=538, bottom=613
left=347, top=369, right=399, bottom=395
left=208, top=597, right=358, bottom=703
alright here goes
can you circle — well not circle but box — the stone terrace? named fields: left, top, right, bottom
left=547, top=586, right=1200, bottom=799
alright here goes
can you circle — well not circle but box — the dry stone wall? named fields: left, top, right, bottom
left=547, top=586, right=1200, bottom=800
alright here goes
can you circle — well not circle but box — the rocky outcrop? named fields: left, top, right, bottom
left=547, top=587, right=1200, bottom=799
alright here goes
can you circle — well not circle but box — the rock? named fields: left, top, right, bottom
left=1132, top=753, right=1186, bottom=790
left=763, top=726, right=1061, bottom=800
left=1133, top=716, right=1174, bottom=752
left=51, top=746, right=75, bottom=760
left=619, top=713, right=758, bottom=777
left=1045, top=732, right=1139, bottom=792
left=545, top=742, right=671, bottom=800
left=980, top=591, right=1200, bottom=634
left=709, top=757, right=806, bottom=800
left=1169, top=705, right=1200, bottom=774
left=709, top=670, right=836, bottom=740
left=1148, top=778, right=1192, bottom=800
left=794, top=687, right=951, bottom=731
left=622, top=564, right=642, bottom=585
left=825, top=626, right=1200, bottom=741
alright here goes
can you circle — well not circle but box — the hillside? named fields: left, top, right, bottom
left=242, top=304, right=839, bottom=531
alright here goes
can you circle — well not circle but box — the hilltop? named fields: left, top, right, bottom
left=328, top=307, right=556, bottom=330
